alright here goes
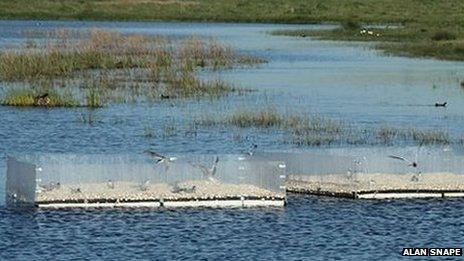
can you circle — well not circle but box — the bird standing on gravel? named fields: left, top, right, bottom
left=106, top=180, right=115, bottom=189
left=191, top=156, right=219, bottom=182
left=38, top=182, right=60, bottom=192
left=139, top=179, right=150, bottom=191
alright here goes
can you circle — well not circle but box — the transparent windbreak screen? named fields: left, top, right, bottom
left=256, top=147, right=464, bottom=194
left=8, top=154, right=285, bottom=204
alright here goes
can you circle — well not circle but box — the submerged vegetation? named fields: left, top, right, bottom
left=195, top=108, right=452, bottom=147
left=0, top=28, right=263, bottom=107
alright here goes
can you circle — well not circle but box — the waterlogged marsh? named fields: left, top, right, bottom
left=1, top=21, right=464, bottom=154
left=0, top=28, right=262, bottom=107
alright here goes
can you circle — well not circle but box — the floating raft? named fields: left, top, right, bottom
left=36, top=197, right=285, bottom=208
left=286, top=172, right=464, bottom=199
left=32, top=181, right=285, bottom=208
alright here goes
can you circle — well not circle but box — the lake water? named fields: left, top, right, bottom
left=0, top=21, right=463, bottom=260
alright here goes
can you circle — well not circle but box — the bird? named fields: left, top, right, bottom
left=34, top=93, right=50, bottom=106
left=191, top=156, right=219, bottom=181
left=106, top=179, right=115, bottom=189
left=435, top=102, right=447, bottom=107
left=70, top=187, right=81, bottom=193
left=300, top=33, right=306, bottom=38
left=144, top=150, right=177, bottom=164
left=410, top=173, right=421, bottom=182
left=171, top=182, right=196, bottom=194
left=144, top=150, right=177, bottom=172
left=388, top=155, right=422, bottom=182
left=388, top=155, right=418, bottom=168
left=367, top=31, right=374, bottom=35
left=139, top=179, right=150, bottom=191
left=184, top=186, right=196, bottom=193
left=39, top=182, right=60, bottom=192
left=360, top=29, right=367, bottom=35
left=248, top=143, right=258, bottom=156
left=170, top=181, right=184, bottom=193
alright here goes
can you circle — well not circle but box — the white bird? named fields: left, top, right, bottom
left=367, top=31, right=374, bottom=35
left=388, top=155, right=418, bottom=168
left=410, top=173, right=421, bottom=182
left=191, top=156, right=219, bottom=181
left=360, top=29, right=367, bottom=34
left=106, top=180, right=115, bottom=189
left=70, top=187, right=81, bottom=193
left=144, top=150, right=177, bottom=172
left=39, top=182, right=60, bottom=192
left=171, top=182, right=196, bottom=193
left=139, top=179, right=150, bottom=191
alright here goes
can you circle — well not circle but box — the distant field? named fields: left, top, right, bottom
left=0, top=0, right=462, bottom=24
left=1, top=0, right=464, bottom=60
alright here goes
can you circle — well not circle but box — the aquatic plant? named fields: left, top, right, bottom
left=0, top=29, right=264, bottom=107
left=85, top=88, right=103, bottom=108
left=194, top=107, right=452, bottom=147
left=1, top=88, right=78, bottom=107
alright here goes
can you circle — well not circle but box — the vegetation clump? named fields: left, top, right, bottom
left=1, top=89, right=79, bottom=107
left=195, top=108, right=451, bottom=147
left=0, top=28, right=264, bottom=107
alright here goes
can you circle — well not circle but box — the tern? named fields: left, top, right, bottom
left=171, top=182, right=196, bottom=193
left=144, top=150, right=177, bottom=172
left=39, top=182, right=60, bottom=192
left=70, top=187, right=81, bottom=193
left=388, top=155, right=418, bottom=168
left=106, top=180, right=115, bottom=189
left=248, top=143, right=258, bottom=156
left=144, top=150, right=177, bottom=164
left=139, top=179, right=150, bottom=191
left=191, top=156, right=219, bottom=181
left=388, top=155, right=421, bottom=182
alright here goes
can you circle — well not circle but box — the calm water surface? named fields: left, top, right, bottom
left=0, top=21, right=463, bottom=260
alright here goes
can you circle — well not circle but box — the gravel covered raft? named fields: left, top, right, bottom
left=36, top=180, right=283, bottom=204
left=286, top=172, right=464, bottom=198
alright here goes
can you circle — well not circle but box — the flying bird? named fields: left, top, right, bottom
left=388, top=155, right=418, bottom=168
left=191, top=156, right=219, bottom=181
left=144, top=150, right=177, bottom=172
left=248, top=143, right=258, bottom=156
left=388, top=155, right=423, bottom=182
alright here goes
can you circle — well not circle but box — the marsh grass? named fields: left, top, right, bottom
left=273, top=25, right=464, bottom=61
left=195, top=108, right=451, bottom=146
left=3, top=0, right=464, bottom=61
left=0, top=28, right=264, bottom=107
left=1, top=88, right=79, bottom=107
